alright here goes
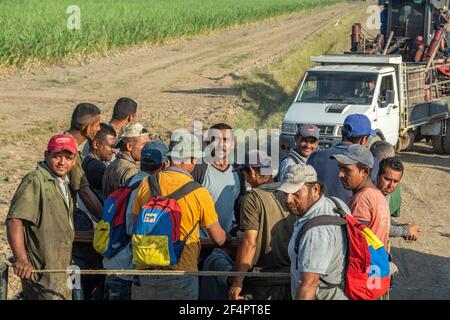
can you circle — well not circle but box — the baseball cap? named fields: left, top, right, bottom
left=114, top=122, right=149, bottom=147
left=167, top=131, right=204, bottom=159
left=297, top=124, right=320, bottom=140
left=330, top=144, right=375, bottom=168
left=233, top=150, right=272, bottom=172
left=342, top=114, right=376, bottom=138
left=47, top=134, right=78, bottom=154
left=141, top=140, right=169, bottom=167
left=277, top=164, right=318, bottom=194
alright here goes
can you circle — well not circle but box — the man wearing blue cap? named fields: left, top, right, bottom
left=307, top=114, right=378, bottom=203
left=278, top=124, right=320, bottom=182
left=103, top=140, right=169, bottom=300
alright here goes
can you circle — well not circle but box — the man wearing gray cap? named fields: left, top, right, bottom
left=331, top=144, right=390, bottom=247
left=278, top=164, right=349, bottom=300
left=278, top=124, right=319, bottom=182
left=102, top=122, right=150, bottom=198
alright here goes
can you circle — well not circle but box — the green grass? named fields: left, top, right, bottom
left=235, top=8, right=366, bottom=130
left=0, top=0, right=344, bottom=68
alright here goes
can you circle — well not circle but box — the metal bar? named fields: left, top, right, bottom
left=0, top=261, right=8, bottom=300
left=383, top=31, right=394, bottom=55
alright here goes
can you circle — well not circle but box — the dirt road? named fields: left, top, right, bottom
left=0, top=0, right=449, bottom=299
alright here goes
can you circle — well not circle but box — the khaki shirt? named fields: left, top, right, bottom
left=102, top=152, right=138, bottom=198
left=7, top=162, right=75, bottom=300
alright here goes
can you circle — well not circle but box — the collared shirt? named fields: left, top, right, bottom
left=102, top=152, right=139, bottom=198
left=277, top=148, right=308, bottom=182
left=7, top=162, right=74, bottom=300
left=288, top=196, right=348, bottom=300
left=41, top=162, right=71, bottom=207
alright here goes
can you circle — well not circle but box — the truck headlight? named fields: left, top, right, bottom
left=337, top=125, right=343, bottom=136
left=282, top=122, right=296, bottom=134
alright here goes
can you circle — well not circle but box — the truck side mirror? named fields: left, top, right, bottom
left=386, top=90, right=395, bottom=104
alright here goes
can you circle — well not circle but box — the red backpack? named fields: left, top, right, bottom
left=294, top=197, right=390, bottom=300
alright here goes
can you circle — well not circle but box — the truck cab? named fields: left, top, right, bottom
left=280, top=55, right=401, bottom=157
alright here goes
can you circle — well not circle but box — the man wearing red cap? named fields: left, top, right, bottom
left=6, top=134, right=78, bottom=300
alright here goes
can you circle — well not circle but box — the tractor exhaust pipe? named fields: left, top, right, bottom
left=351, top=23, right=361, bottom=52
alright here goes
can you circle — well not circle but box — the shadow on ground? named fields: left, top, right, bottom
left=390, top=247, right=450, bottom=300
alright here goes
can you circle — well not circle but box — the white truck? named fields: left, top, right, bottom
left=279, top=54, right=450, bottom=156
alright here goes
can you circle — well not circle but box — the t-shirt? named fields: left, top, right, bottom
left=6, top=162, right=74, bottom=300
left=388, top=185, right=402, bottom=217
left=240, top=183, right=295, bottom=271
left=287, top=196, right=348, bottom=300
left=102, top=152, right=139, bottom=198
left=63, top=132, right=90, bottom=205
left=82, top=155, right=107, bottom=200
left=348, top=186, right=391, bottom=247
left=192, top=163, right=243, bottom=237
left=68, top=150, right=90, bottom=204
left=132, top=167, right=219, bottom=271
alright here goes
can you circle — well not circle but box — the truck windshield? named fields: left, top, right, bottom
left=297, top=71, right=378, bottom=105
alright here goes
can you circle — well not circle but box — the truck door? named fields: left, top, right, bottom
left=375, top=73, right=400, bottom=145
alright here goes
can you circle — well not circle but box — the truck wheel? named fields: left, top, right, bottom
left=432, top=135, right=445, bottom=154
left=442, top=120, right=450, bottom=154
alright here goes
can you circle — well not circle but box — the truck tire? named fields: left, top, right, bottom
left=432, top=135, right=445, bottom=154
left=432, top=119, right=450, bottom=154
left=442, top=121, right=450, bottom=154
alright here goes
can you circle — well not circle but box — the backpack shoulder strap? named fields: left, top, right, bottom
left=147, top=174, right=162, bottom=197
left=294, top=215, right=346, bottom=255
left=328, top=196, right=348, bottom=217
left=168, top=180, right=202, bottom=201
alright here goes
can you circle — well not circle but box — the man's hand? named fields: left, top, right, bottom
left=13, top=258, right=35, bottom=281
left=228, top=282, right=245, bottom=300
left=404, top=224, right=420, bottom=241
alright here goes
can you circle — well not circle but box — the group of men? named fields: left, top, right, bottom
left=5, top=97, right=419, bottom=300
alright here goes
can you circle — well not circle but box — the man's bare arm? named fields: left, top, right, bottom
left=6, top=218, right=34, bottom=280
left=296, top=272, right=320, bottom=300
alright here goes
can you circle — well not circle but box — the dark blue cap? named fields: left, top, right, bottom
left=342, top=114, right=376, bottom=138
left=141, top=140, right=168, bottom=166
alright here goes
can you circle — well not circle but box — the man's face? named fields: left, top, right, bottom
left=338, top=163, right=367, bottom=190
left=95, top=134, right=117, bottom=162
left=45, top=150, right=77, bottom=178
left=130, top=135, right=150, bottom=162
left=377, top=167, right=403, bottom=196
left=368, top=81, right=376, bottom=90
left=85, top=115, right=101, bottom=139
left=210, top=129, right=234, bottom=161
left=242, top=167, right=259, bottom=188
left=296, top=136, right=319, bottom=158
left=284, top=184, right=317, bottom=216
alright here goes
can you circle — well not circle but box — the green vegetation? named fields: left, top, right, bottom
left=0, top=0, right=344, bottom=68
left=235, top=9, right=365, bottom=130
